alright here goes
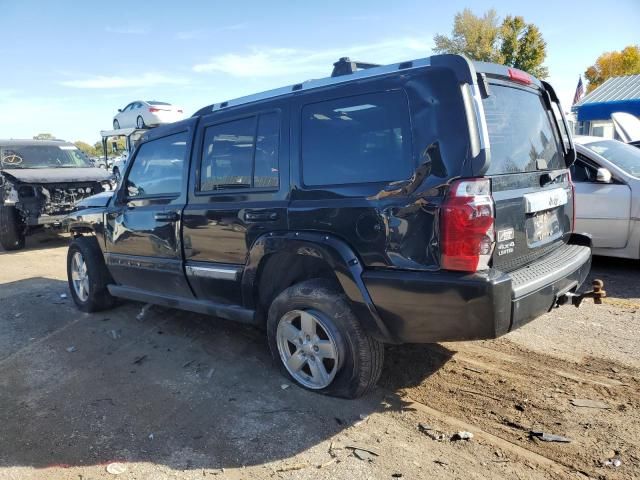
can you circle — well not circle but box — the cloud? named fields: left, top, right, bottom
left=60, top=73, right=190, bottom=89
left=105, top=25, right=149, bottom=35
left=175, top=23, right=247, bottom=40
left=175, top=30, right=203, bottom=41
left=193, top=37, right=432, bottom=78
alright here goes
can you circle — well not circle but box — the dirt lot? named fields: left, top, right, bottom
left=0, top=233, right=638, bottom=480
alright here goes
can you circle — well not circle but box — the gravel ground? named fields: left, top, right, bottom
left=0, top=233, right=638, bottom=479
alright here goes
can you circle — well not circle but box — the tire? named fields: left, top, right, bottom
left=267, top=279, right=384, bottom=398
left=136, top=116, right=145, bottom=129
left=113, top=119, right=120, bottom=130
left=0, top=205, right=25, bottom=251
left=67, top=236, right=116, bottom=313
left=113, top=167, right=120, bottom=181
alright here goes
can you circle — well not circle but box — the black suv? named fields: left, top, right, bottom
left=65, top=55, right=592, bottom=398
left=0, top=140, right=113, bottom=250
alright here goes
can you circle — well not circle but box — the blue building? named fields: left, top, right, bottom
left=573, top=74, right=640, bottom=138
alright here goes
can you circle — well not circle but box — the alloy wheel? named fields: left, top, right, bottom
left=276, top=309, right=339, bottom=389
left=71, top=251, right=90, bottom=302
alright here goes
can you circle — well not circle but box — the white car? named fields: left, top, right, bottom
left=112, top=101, right=184, bottom=129
left=572, top=135, right=640, bottom=259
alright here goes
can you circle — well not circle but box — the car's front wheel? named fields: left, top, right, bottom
left=267, top=279, right=384, bottom=398
left=67, top=236, right=116, bottom=312
left=0, top=205, right=25, bottom=251
left=113, top=119, right=120, bottom=130
left=136, top=116, right=145, bottom=129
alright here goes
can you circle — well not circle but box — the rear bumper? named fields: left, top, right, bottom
left=363, top=235, right=592, bottom=343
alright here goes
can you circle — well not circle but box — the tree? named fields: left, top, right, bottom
left=433, top=9, right=549, bottom=79
left=584, top=45, right=640, bottom=93
left=433, top=9, right=502, bottom=63
left=500, top=15, right=548, bottom=79
left=74, top=141, right=97, bottom=157
left=33, top=133, right=56, bottom=140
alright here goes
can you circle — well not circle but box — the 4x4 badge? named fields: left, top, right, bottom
left=497, top=228, right=515, bottom=242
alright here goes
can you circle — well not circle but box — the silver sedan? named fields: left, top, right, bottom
left=572, top=136, right=640, bottom=259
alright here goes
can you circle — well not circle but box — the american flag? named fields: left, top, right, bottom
left=572, top=76, right=584, bottom=105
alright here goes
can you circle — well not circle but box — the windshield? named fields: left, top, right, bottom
left=0, top=144, right=93, bottom=169
left=584, top=140, right=640, bottom=178
left=483, top=84, right=565, bottom=175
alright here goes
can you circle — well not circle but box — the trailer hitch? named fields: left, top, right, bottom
left=560, top=279, right=606, bottom=308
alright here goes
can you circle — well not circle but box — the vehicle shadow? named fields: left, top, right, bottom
left=589, top=255, right=640, bottom=299
left=0, top=277, right=453, bottom=471
left=0, top=231, right=69, bottom=255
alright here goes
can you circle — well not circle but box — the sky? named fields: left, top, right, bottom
left=0, top=0, right=638, bottom=144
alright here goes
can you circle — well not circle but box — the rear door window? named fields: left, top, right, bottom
left=199, top=112, right=281, bottom=191
left=301, top=91, right=412, bottom=186
left=483, top=85, right=564, bottom=175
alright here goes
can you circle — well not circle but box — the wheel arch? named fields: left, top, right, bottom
left=242, top=231, right=392, bottom=342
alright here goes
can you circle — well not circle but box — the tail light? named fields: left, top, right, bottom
left=149, top=107, right=161, bottom=113
left=177, top=109, right=183, bottom=113
left=440, top=178, right=495, bottom=272
left=508, top=67, right=531, bottom=85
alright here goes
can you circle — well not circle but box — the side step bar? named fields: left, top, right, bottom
left=108, top=285, right=257, bottom=326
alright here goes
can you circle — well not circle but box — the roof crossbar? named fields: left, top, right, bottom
left=331, top=57, right=381, bottom=77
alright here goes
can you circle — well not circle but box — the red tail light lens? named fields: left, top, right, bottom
left=149, top=107, right=160, bottom=112
left=177, top=109, right=183, bottom=113
left=508, top=67, right=531, bottom=85
left=440, top=178, right=495, bottom=272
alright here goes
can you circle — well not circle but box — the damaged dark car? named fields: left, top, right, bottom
left=0, top=140, right=114, bottom=250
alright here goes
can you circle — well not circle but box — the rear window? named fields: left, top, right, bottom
left=483, top=85, right=564, bottom=175
left=301, top=91, right=412, bottom=186
left=147, top=101, right=171, bottom=106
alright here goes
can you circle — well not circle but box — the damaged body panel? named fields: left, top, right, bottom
left=0, top=140, right=114, bottom=250
left=65, top=54, right=597, bottom=397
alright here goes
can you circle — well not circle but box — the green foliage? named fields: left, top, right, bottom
left=434, top=9, right=502, bottom=63
left=74, top=141, right=97, bottom=157
left=585, top=45, right=640, bottom=93
left=433, top=9, right=548, bottom=79
left=500, top=16, right=548, bottom=79
left=33, top=133, right=56, bottom=140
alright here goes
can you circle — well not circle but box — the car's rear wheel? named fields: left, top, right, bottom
left=113, top=119, right=120, bottom=130
left=136, top=116, right=145, bottom=129
left=267, top=279, right=384, bottom=398
left=0, top=205, right=25, bottom=251
left=113, top=167, right=120, bottom=181
left=67, top=236, right=116, bottom=312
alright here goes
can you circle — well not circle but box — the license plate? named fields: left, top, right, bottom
left=523, top=188, right=568, bottom=213
left=529, top=210, right=562, bottom=245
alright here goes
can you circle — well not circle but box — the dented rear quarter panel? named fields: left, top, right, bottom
left=288, top=67, right=473, bottom=270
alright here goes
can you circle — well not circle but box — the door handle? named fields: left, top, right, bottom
left=154, top=211, right=180, bottom=222
left=244, top=210, right=279, bottom=222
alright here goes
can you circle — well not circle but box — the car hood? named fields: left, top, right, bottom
left=75, top=191, right=114, bottom=209
left=0, top=167, right=111, bottom=183
left=611, top=112, right=640, bottom=143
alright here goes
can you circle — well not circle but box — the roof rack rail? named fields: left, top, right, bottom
left=331, top=57, right=381, bottom=77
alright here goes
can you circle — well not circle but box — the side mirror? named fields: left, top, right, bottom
left=117, top=109, right=122, bottom=113
left=596, top=167, right=612, bottom=183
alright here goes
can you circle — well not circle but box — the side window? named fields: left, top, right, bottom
left=254, top=112, right=279, bottom=188
left=126, top=132, right=187, bottom=197
left=570, top=157, right=597, bottom=183
left=301, top=91, right=412, bottom=186
left=200, top=112, right=280, bottom=191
